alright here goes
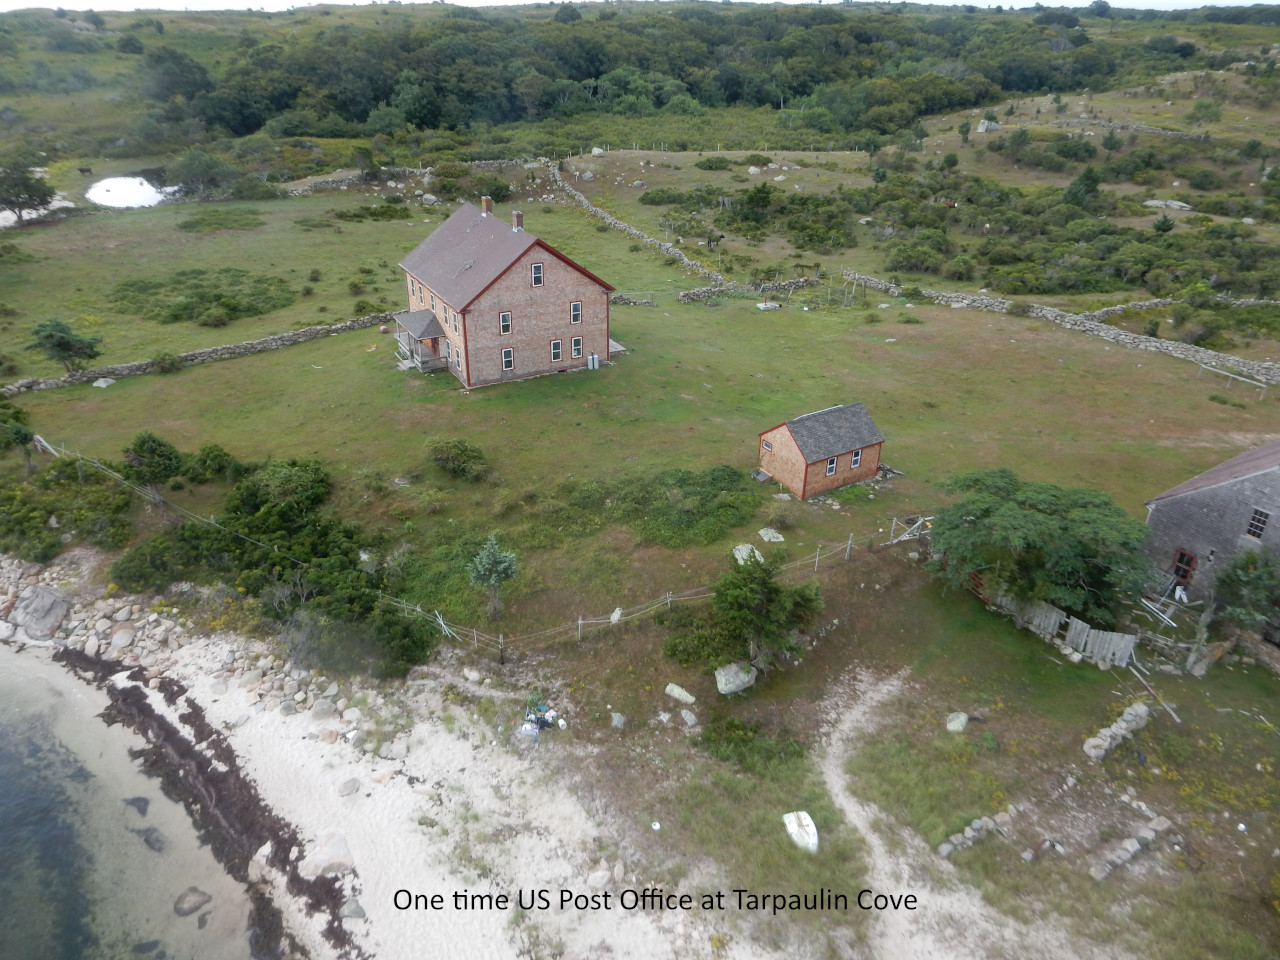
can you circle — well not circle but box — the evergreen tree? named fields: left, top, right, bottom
left=470, top=534, right=518, bottom=620
left=26, top=319, right=103, bottom=373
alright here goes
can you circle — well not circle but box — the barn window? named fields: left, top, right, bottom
left=1246, top=509, right=1270, bottom=539
left=502, top=348, right=514, bottom=371
left=570, top=301, right=582, bottom=323
left=571, top=337, right=582, bottom=359
left=826, top=457, right=837, bottom=476
left=1172, top=550, right=1197, bottom=584
left=851, top=449, right=862, bottom=468
left=500, top=312, right=511, bottom=335
left=762, top=440, right=773, bottom=452
left=531, top=263, right=544, bottom=287
left=551, top=339, right=562, bottom=362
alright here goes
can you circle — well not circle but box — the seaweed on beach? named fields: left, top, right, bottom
left=54, top=647, right=366, bottom=960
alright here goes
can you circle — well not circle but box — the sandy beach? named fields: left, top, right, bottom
left=2, top=549, right=1133, bottom=960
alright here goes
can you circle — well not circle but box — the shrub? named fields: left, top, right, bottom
left=429, top=438, right=489, bottom=481
left=743, top=153, right=772, bottom=166
left=694, top=156, right=734, bottom=171
left=152, top=351, right=183, bottom=373
left=308, top=268, right=322, bottom=282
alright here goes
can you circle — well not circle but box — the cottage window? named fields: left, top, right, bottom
left=570, top=301, right=582, bottom=324
left=571, top=337, right=582, bottom=359
left=1246, top=508, right=1270, bottom=539
left=551, top=340, right=562, bottom=362
left=531, top=263, right=544, bottom=287
left=502, top=348, right=514, bottom=371
left=850, top=449, right=862, bottom=468
left=500, top=312, right=512, bottom=335
left=455, top=354, right=461, bottom=370
left=444, top=342, right=451, bottom=361
left=762, top=440, right=773, bottom=452
left=1172, top=550, right=1196, bottom=584
left=826, top=457, right=837, bottom=476
left=430, top=292, right=435, bottom=311
left=452, top=310, right=459, bottom=333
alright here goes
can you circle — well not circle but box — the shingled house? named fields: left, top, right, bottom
left=394, top=198, right=614, bottom=388
left=1145, top=440, right=1280, bottom=601
left=757, top=403, right=885, bottom=500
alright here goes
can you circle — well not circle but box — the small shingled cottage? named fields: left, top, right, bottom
left=757, top=403, right=885, bottom=500
left=394, top=198, right=615, bottom=388
left=1145, top=439, right=1280, bottom=601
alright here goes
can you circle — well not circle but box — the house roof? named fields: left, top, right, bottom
left=398, top=202, right=613, bottom=310
left=393, top=309, right=444, bottom=340
left=780, top=403, right=884, bottom=463
left=1148, top=439, right=1280, bottom=504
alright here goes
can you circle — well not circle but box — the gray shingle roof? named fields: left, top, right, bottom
left=398, top=202, right=540, bottom=310
left=1148, top=439, right=1280, bottom=504
left=393, top=309, right=444, bottom=340
left=786, top=403, right=884, bottom=463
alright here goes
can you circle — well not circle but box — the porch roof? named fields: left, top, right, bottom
left=393, top=309, right=444, bottom=340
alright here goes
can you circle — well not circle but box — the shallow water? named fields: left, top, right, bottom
left=0, top=645, right=254, bottom=960
left=85, top=177, right=177, bottom=209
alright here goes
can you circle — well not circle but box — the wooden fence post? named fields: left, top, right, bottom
left=845, top=533, right=854, bottom=560
left=577, top=617, right=582, bottom=641
left=499, top=634, right=504, bottom=666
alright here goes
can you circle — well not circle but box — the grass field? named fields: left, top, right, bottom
left=5, top=101, right=1280, bottom=955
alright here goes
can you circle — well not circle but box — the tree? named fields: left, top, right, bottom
left=0, top=150, right=57, bottom=226
left=711, top=552, right=822, bottom=668
left=83, top=10, right=105, bottom=31
left=121, top=431, right=182, bottom=504
left=166, top=150, right=237, bottom=193
left=553, top=3, right=582, bottom=23
left=958, top=119, right=971, bottom=144
left=1088, top=0, right=1112, bottom=18
left=941, top=152, right=959, bottom=171
left=0, top=400, right=33, bottom=475
left=1101, top=129, right=1124, bottom=154
left=470, top=533, right=518, bottom=620
left=1214, top=550, right=1280, bottom=633
left=140, top=46, right=213, bottom=102
left=1062, top=164, right=1103, bottom=208
left=1006, top=127, right=1032, bottom=161
left=926, top=468, right=1150, bottom=626
left=26, top=319, right=103, bottom=373
left=1152, top=213, right=1175, bottom=234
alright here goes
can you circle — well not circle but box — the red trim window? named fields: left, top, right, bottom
left=571, top=337, right=582, bottom=359
left=500, top=312, right=511, bottom=335
left=570, top=301, right=582, bottom=323
left=761, top=440, right=773, bottom=452
left=531, top=263, right=544, bottom=287
left=502, top=347, right=514, bottom=371
left=551, top=339, right=562, bottom=362
left=1172, top=550, right=1196, bottom=584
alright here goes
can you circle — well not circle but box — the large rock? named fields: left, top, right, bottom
left=174, top=886, right=212, bottom=917
left=299, top=830, right=355, bottom=878
left=664, top=683, right=696, bottom=704
left=10, top=585, right=70, bottom=640
left=945, top=711, right=969, bottom=733
left=715, top=662, right=758, bottom=695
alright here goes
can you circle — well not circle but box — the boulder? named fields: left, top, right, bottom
left=311, top=699, right=338, bottom=721
left=680, top=709, right=698, bottom=727
left=715, top=662, right=758, bottom=695
left=732, top=544, right=764, bottom=565
left=10, top=585, right=70, bottom=640
left=611, top=713, right=626, bottom=730
left=664, top=683, right=696, bottom=704
left=299, top=831, right=355, bottom=878
left=174, top=886, right=212, bottom=917
left=945, top=711, right=969, bottom=733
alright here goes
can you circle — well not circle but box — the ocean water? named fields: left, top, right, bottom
left=0, top=645, right=255, bottom=960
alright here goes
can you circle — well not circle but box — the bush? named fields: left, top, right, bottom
left=429, top=438, right=489, bottom=481
left=694, top=156, right=734, bottom=171
left=152, top=351, right=183, bottom=373
left=743, top=153, right=772, bottom=166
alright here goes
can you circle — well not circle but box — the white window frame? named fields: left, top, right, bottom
left=455, top=354, right=461, bottom=369
left=429, top=292, right=435, bottom=311
left=551, top=339, right=562, bottom=362
left=502, top=347, right=514, bottom=371
left=570, top=301, right=582, bottom=324
left=571, top=337, right=582, bottom=359
left=762, top=439, right=772, bottom=452
left=826, top=457, right=837, bottom=477
left=500, top=311, right=511, bottom=335
left=851, top=449, right=862, bottom=468
left=531, top=262, right=544, bottom=287
left=444, top=342, right=451, bottom=361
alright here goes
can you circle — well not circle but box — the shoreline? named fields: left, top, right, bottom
left=2, top=551, right=726, bottom=960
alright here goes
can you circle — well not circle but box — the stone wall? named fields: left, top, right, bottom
left=2, top=314, right=393, bottom=398
left=1055, top=117, right=1210, bottom=144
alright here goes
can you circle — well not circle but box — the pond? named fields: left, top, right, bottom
left=85, top=177, right=178, bottom=208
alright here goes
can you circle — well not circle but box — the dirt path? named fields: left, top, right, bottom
left=819, top=668, right=1132, bottom=960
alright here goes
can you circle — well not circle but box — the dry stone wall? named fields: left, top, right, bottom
left=2, top=314, right=393, bottom=398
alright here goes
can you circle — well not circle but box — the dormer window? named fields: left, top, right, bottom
left=531, top=263, right=544, bottom=287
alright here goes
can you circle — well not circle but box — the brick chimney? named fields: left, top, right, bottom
left=480, top=196, right=493, bottom=216
left=512, top=211, right=524, bottom=232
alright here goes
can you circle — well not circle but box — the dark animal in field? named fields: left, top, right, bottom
left=78, top=167, right=93, bottom=175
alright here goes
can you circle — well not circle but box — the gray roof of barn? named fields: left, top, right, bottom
left=393, top=309, right=444, bottom=339
left=786, top=403, right=884, bottom=463
left=398, top=202, right=540, bottom=310
left=1148, top=439, right=1280, bottom=504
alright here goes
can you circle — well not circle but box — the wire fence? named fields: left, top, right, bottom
left=35, top=442, right=882, bottom=663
